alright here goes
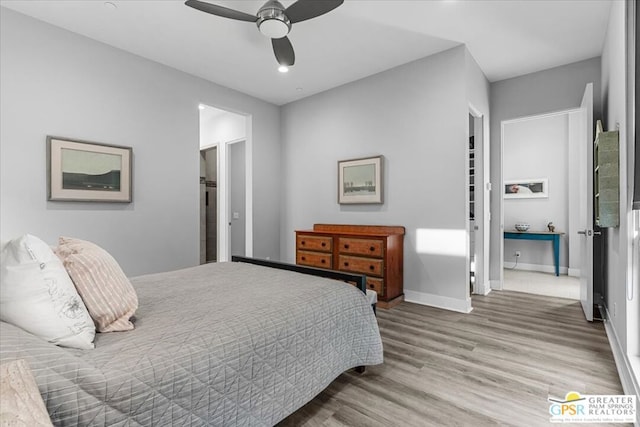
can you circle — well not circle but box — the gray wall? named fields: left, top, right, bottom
left=281, top=46, right=480, bottom=311
left=0, top=8, right=281, bottom=276
left=600, top=0, right=630, bottom=352
left=489, top=57, right=602, bottom=284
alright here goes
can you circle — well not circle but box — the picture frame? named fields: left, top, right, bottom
left=504, top=178, right=548, bottom=199
left=338, top=155, right=383, bottom=204
left=47, top=136, right=132, bottom=202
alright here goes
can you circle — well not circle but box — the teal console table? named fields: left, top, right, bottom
left=503, top=230, right=565, bottom=276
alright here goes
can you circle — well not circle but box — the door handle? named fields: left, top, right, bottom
left=578, top=230, right=596, bottom=236
left=577, top=230, right=587, bottom=235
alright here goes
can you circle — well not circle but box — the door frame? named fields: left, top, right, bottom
left=497, top=107, right=583, bottom=289
left=199, top=105, right=253, bottom=262
left=469, top=103, right=490, bottom=295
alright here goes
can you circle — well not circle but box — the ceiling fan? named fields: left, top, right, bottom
left=185, top=0, right=344, bottom=67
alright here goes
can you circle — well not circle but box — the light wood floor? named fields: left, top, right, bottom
left=278, top=291, right=625, bottom=426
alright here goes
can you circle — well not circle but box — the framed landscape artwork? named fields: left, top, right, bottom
left=338, top=155, right=383, bottom=204
left=47, top=136, right=132, bottom=202
left=504, top=178, right=548, bottom=199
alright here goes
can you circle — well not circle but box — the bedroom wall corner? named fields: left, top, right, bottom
left=280, top=45, right=471, bottom=309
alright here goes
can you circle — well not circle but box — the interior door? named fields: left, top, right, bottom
left=578, top=83, right=594, bottom=321
left=228, top=140, right=246, bottom=257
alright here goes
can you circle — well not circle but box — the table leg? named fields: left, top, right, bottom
left=553, top=235, right=560, bottom=276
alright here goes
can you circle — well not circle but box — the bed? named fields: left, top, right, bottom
left=0, top=258, right=383, bottom=426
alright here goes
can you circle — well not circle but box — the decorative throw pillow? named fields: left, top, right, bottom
left=0, top=359, right=53, bottom=426
left=0, top=234, right=95, bottom=349
left=56, top=237, right=138, bottom=332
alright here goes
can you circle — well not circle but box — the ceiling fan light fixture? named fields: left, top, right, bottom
left=256, top=1, right=290, bottom=38
left=259, top=18, right=290, bottom=39
left=186, top=0, right=344, bottom=66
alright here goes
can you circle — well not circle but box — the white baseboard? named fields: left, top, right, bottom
left=490, top=279, right=502, bottom=290
left=404, top=290, right=472, bottom=313
left=568, top=268, right=581, bottom=277
left=473, top=280, right=491, bottom=295
left=602, top=306, right=640, bottom=426
left=504, top=261, right=568, bottom=275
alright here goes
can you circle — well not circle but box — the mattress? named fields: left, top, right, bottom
left=0, top=261, right=383, bottom=426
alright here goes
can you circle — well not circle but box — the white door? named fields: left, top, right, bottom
left=578, top=83, right=594, bottom=321
left=229, top=140, right=246, bottom=257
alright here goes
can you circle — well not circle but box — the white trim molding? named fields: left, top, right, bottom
left=404, top=290, right=473, bottom=313
left=473, top=280, right=492, bottom=295
left=503, top=262, right=569, bottom=276
left=602, top=306, right=640, bottom=426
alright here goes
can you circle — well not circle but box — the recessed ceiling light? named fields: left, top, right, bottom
left=103, top=2, right=117, bottom=10
left=278, top=65, right=289, bottom=73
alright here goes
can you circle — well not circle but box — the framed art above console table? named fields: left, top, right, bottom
left=295, top=224, right=405, bottom=309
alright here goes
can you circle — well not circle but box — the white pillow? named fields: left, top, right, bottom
left=0, top=234, right=95, bottom=349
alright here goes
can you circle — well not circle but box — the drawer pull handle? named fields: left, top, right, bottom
left=369, top=284, right=374, bottom=289
left=321, top=259, right=325, bottom=264
left=301, top=256, right=306, bottom=261
left=370, top=246, right=375, bottom=251
left=301, top=241, right=305, bottom=245
left=369, top=265, right=375, bottom=270
left=344, top=244, right=350, bottom=249
left=321, top=242, right=326, bottom=247
left=344, top=262, right=349, bottom=267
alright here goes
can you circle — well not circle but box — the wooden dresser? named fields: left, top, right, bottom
left=295, top=224, right=405, bottom=309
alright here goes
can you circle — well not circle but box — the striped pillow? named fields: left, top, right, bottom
left=56, top=237, right=138, bottom=333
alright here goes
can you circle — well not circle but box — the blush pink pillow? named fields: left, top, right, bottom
left=56, top=237, right=138, bottom=333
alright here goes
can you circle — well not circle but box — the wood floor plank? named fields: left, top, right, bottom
left=277, top=290, right=627, bottom=426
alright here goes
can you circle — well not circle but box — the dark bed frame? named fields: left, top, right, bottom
left=231, top=255, right=370, bottom=373
left=231, top=256, right=367, bottom=293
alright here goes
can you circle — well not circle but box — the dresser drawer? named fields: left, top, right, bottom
left=297, top=235, right=332, bottom=252
left=338, top=237, right=383, bottom=257
left=297, top=251, right=332, bottom=268
left=338, top=255, right=384, bottom=277
left=366, top=277, right=384, bottom=296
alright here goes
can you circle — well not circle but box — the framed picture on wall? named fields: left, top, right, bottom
left=47, top=136, right=132, bottom=202
left=338, top=155, right=383, bottom=204
left=504, top=178, right=548, bottom=199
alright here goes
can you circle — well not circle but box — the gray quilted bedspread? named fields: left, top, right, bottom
left=0, top=261, right=383, bottom=426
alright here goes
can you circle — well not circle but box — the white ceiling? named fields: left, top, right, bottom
left=1, top=0, right=612, bottom=105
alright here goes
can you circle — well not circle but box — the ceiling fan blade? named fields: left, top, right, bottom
left=185, top=0, right=258, bottom=22
left=285, top=0, right=343, bottom=24
left=272, top=37, right=295, bottom=66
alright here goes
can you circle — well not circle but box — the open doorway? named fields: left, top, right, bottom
left=200, top=147, right=218, bottom=263
left=469, top=105, right=490, bottom=296
left=499, top=109, right=583, bottom=299
left=199, top=104, right=253, bottom=263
